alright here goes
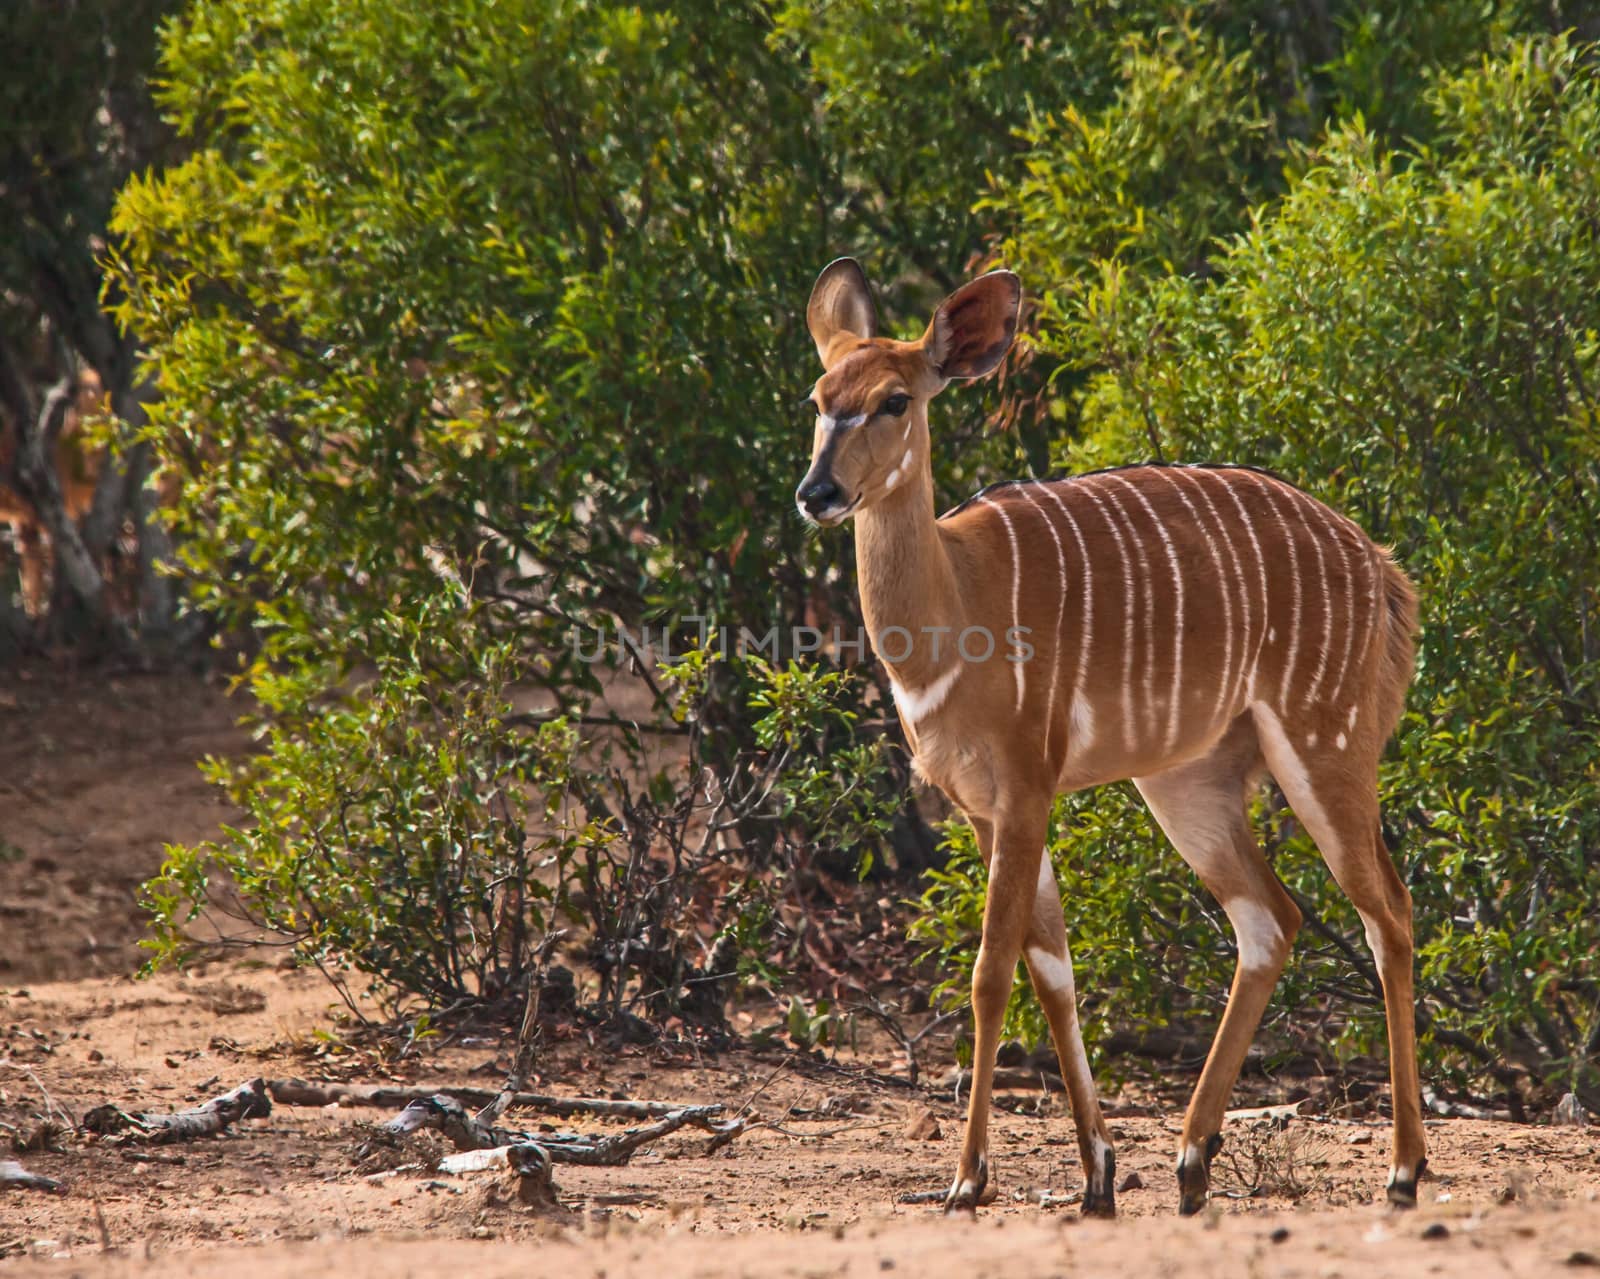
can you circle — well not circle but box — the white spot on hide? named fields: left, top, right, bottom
left=1070, top=690, right=1095, bottom=750
left=1025, top=945, right=1075, bottom=997
left=889, top=664, right=962, bottom=724
left=1224, top=897, right=1287, bottom=972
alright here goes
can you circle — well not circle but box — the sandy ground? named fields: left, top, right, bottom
left=1, top=668, right=1598, bottom=1277
left=0, top=667, right=248, bottom=985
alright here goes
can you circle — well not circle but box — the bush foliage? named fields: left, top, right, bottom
left=112, top=0, right=1600, bottom=1102
left=926, top=31, right=1600, bottom=1103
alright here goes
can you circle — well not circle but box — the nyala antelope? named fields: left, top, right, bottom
left=794, top=260, right=1423, bottom=1218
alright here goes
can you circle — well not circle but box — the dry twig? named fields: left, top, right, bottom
left=82, top=1078, right=270, bottom=1145
left=267, top=1077, right=699, bottom=1119
left=366, top=1093, right=744, bottom=1167
left=0, top=1159, right=65, bottom=1194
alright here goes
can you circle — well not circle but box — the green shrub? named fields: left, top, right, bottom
left=143, top=601, right=895, bottom=1024
left=110, top=0, right=1600, bottom=1100
left=927, top=33, right=1600, bottom=1103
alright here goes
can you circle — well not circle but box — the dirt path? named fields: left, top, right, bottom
left=7, top=1201, right=1600, bottom=1279
left=3, top=967, right=1597, bottom=1274
left=1, top=668, right=1597, bottom=1275
left=0, top=667, right=251, bottom=984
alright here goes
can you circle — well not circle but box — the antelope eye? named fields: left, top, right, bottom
left=879, top=393, right=910, bottom=418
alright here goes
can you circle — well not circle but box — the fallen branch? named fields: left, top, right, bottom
left=1225, top=1100, right=1309, bottom=1124
left=370, top=1093, right=743, bottom=1166
left=939, top=1066, right=1066, bottom=1094
left=1423, top=1086, right=1512, bottom=1122
left=0, top=1160, right=65, bottom=1194
left=82, top=1078, right=271, bottom=1144
left=268, top=1077, right=700, bottom=1120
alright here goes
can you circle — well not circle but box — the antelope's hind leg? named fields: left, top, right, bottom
left=1134, top=720, right=1302, bottom=1217
left=1253, top=709, right=1427, bottom=1206
left=1024, top=855, right=1117, bottom=1216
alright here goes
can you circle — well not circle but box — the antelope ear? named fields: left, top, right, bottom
left=806, top=258, right=876, bottom=367
left=923, top=270, right=1022, bottom=380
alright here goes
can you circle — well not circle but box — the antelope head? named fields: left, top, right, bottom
left=794, top=258, right=1022, bottom=526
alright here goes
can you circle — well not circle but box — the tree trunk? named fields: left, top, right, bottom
left=11, top=366, right=108, bottom=624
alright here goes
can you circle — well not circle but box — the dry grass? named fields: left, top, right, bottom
left=1210, top=1120, right=1335, bottom=1202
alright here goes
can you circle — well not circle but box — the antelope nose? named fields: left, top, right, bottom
left=798, top=478, right=843, bottom=516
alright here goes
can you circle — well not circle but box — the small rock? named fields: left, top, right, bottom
left=1269, top=1226, right=1291, bottom=1244
left=1346, top=1130, right=1373, bottom=1145
left=904, top=1109, right=942, bottom=1141
left=1554, top=1093, right=1590, bottom=1128
left=1565, top=1251, right=1600, bottom=1268
left=1421, top=1222, right=1449, bottom=1240
left=1116, top=1170, right=1144, bottom=1192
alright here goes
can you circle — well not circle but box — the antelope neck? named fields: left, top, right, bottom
left=853, top=442, right=961, bottom=688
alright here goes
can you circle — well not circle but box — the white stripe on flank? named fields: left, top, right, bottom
left=1015, top=485, right=1068, bottom=761
left=1106, top=473, right=1185, bottom=753
left=978, top=494, right=1027, bottom=712
left=1090, top=476, right=1158, bottom=748
left=1036, top=484, right=1094, bottom=723
left=1340, top=546, right=1379, bottom=694
left=1211, top=472, right=1272, bottom=701
left=1171, top=470, right=1241, bottom=729
left=1194, top=472, right=1252, bottom=716
left=1075, top=481, right=1138, bottom=753
left=1154, top=468, right=1235, bottom=736
left=889, top=662, right=963, bottom=724
left=1246, top=474, right=1305, bottom=709
left=1283, top=487, right=1333, bottom=707
left=1365, top=549, right=1385, bottom=671
left=1320, top=522, right=1359, bottom=706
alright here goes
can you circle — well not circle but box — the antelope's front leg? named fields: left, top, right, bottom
left=945, top=803, right=1050, bottom=1213
left=1025, top=856, right=1117, bottom=1216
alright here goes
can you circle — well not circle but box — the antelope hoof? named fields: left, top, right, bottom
left=1386, top=1157, right=1428, bottom=1208
left=943, top=1156, right=989, bottom=1215
left=1081, top=1146, right=1117, bottom=1219
left=1176, top=1134, right=1223, bottom=1217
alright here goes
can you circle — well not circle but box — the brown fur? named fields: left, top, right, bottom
left=796, top=260, right=1427, bottom=1217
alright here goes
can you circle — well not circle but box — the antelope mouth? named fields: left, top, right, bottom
left=800, top=493, right=861, bottom=527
